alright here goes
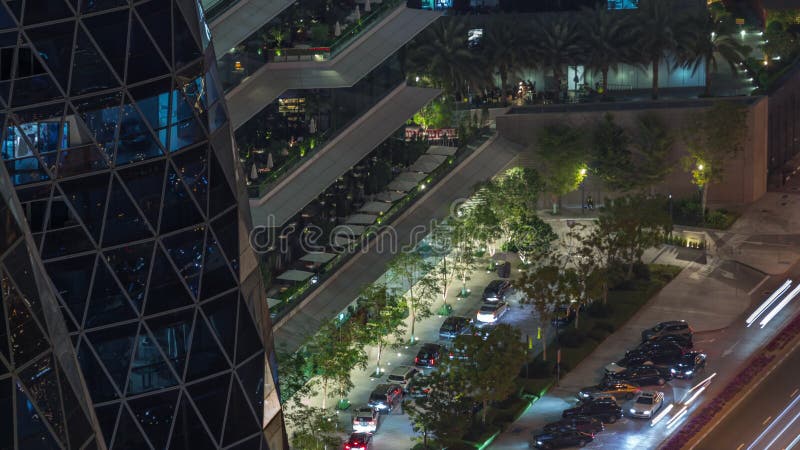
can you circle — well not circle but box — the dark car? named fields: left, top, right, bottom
left=343, top=432, right=373, bottom=450
left=642, top=320, right=692, bottom=342
left=472, top=322, right=497, bottom=340
left=439, top=316, right=472, bottom=339
left=562, top=398, right=623, bottom=423
left=483, top=279, right=512, bottom=301
left=647, top=333, right=693, bottom=349
left=624, top=341, right=685, bottom=367
left=531, top=430, right=594, bottom=449
left=542, top=416, right=604, bottom=434
left=415, top=343, right=444, bottom=368
left=605, top=366, right=668, bottom=386
left=670, top=351, right=707, bottom=379
left=407, top=377, right=432, bottom=398
left=367, top=384, right=403, bottom=413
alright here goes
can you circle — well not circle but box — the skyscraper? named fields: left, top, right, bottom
left=0, top=1, right=286, bottom=448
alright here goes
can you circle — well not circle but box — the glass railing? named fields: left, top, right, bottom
left=216, top=0, right=404, bottom=92
left=203, top=0, right=241, bottom=21
left=235, top=54, right=405, bottom=198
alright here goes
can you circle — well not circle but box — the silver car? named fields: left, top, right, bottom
left=628, top=391, right=664, bottom=419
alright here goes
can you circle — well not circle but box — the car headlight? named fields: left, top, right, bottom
left=670, top=368, right=676, bottom=373
left=643, top=410, right=651, bottom=415
left=685, top=370, right=693, bottom=375
left=536, top=441, right=542, bottom=445
left=629, top=408, right=636, bottom=414
left=580, top=392, right=589, bottom=398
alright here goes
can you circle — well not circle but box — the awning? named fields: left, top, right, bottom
left=276, top=270, right=315, bottom=282
left=427, top=145, right=458, bottom=156
left=359, top=201, right=392, bottom=214
left=410, top=154, right=447, bottom=173
left=299, top=252, right=336, bottom=263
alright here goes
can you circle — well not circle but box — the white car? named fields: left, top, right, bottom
left=476, top=301, right=508, bottom=323
left=352, top=406, right=380, bottom=433
left=628, top=391, right=664, bottom=419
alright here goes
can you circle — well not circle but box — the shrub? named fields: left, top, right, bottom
left=588, top=328, right=608, bottom=342
left=586, top=302, right=614, bottom=318
left=632, top=261, right=651, bottom=281
left=593, top=321, right=616, bottom=333
left=559, top=328, right=587, bottom=348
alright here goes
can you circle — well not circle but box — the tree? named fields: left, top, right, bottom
left=306, top=320, right=367, bottom=409
left=452, top=324, right=526, bottom=424
left=516, top=262, right=574, bottom=361
left=678, top=4, right=750, bottom=97
left=357, top=283, right=407, bottom=376
left=595, top=195, right=672, bottom=279
left=535, top=124, right=588, bottom=212
left=277, top=349, right=314, bottom=404
left=481, top=167, right=545, bottom=243
left=285, top=403, right=341, bottom=449
left=387, top=251, right=441, bottom=343
left=405, top=369, right=474, bottom=448
left=635, top=0, right=694, bottom=99
left=482, top=19, right=530, bottom=95
left=461, top=187, right=502, bottom=256
left=591, top=113, right=635, bottom=191
left=580, top=3, right=634, bottom=94
left=507, top=211, right=558, bottom=265
left=408, top=19, right=489, bottom=100
left=630, top=112, right=674, bottom=191
left=681, top=101, right=748, bottom=218
left=531, top=15, right=583, bottom=101
left=563, top=223, right=603, bottom=328
left=451, top=218, right=481, bottom=296
left=428, top=221, right=459, bottom=308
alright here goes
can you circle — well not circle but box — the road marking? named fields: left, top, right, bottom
left=723, top=339, right=742, bottom=357
left=737, top=444, right=745, bottom=450
left=791, top=388, right=799, bottom=398
left=765, top=416, right=774, bottom=425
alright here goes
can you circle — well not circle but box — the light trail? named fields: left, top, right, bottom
left=650, top=403, right=674, bottom=427
left=760, top=284, right=800, bottom=328
left=747, top=280, right=792, bottom=326
left=746, top=393, right=800, bottom=450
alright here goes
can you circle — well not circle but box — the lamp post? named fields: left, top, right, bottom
left=579, top=167, right=587, bottom=214
left=697, top=163, right=705, bottom=222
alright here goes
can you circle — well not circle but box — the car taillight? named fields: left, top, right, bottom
left=370, top=419, right=376, bottom=424
left=415, top=356, right=419, bottom=364
left=344, top=445, right=351, bottom=450
left=449, top=352, right=454, bottom=359
left=429, top=358, right=435, bottom=366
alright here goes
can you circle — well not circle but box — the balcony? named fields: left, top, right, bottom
left=225, top=6, right=442, bottom=129
left=248, top=84, right=441, bottom=228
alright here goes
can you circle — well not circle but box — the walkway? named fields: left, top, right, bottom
left=209, top=0, right=294, bottom=57
left=226, top=6, right=442, bottom=129
left=248, top=84, right=441, bottom=228
left=272, top=135, right=524, bottom=354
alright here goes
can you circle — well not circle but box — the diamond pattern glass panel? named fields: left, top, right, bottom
left=82, top=10, right=129, bottom=80
left=129, top=389, right=179, bottom=449
left=84, top=261, right=136, bottom=329
left=104, top=242, right=153, bottom=311
left=102, top=175, right=152, bottom=246
left=77, top=340, right=119, bottom=403
left=186, top=373, right=230, bottom=441
left=118, top=159, right=165, bottom=229
left=144, top=246, right=193, bottom=316
left=113, top=406, right=151, bottom=450
left=186, top=315, right=228, bottom=381
left=146, top=309, right=193, bottom=378
left=0, top=377, right=12, bottom=450
left=222, top=380, right=260, bottom=446
left=127, top=327, right=178, bottom=395
left=201, top=293, right=236, bottom=359
left=85, top=323, right=137, bottom=394
left=45, top=254, right=94, bottom=328
left=163, top=226, right=204, bottom=298
left=19, top=355, right=67, bottom=443
left=170, top=394, right=217, bottom=449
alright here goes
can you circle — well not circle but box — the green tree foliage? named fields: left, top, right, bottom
left=535, top=124, right=588, bottom=209
left=428, top=221, right=459, bottom=305
left=681, top=101, right=748, bottom=215
left=480, top=167, right=545, bottom=242
left=516, top=262, right=576, bottom=360
left=277, top=349, right=315, bottom=404
left=508, top=211, right=558, bottom=265
left=451, top=324, right=526, bottom=424
left=481, top=18, right=530, bottom=94
left=531, top=15, right=583, bottom=99
left=413, top=98, right=454, bottom=129
left=285, top=403, right=342, bottom=450
left=387, top=251, right=441, bottom=343
left=405, top=369, right=473, bottom=448
left=630, top=112, right=674, bottom=190
left=595, top=195, right=672, bottom=279
left=356, top=283, right=407, bottom=375
left=306, top=320, right=368, bottom=409
left=591, top=114, right=635, bottom=191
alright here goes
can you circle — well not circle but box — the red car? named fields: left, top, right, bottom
left=343, top=432, right=373, bottom=450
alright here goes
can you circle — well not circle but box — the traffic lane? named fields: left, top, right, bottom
left=695, top=339, right=800, bottom=450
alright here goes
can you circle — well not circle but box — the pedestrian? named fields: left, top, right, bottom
left=587, top=195, right=594, bottom=210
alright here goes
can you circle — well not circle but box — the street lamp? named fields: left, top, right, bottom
left=579, top=168, right=587, bottom=214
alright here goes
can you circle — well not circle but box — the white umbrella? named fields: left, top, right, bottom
left=266, top=152, right=274, bottom=170
left=250, top=162, right=258, bottom=180
left=334, top=21, right=341, bottom=37
left=308, top=118, right=317, bottom=134
left=355, top=6, right=361, bottom=21
left=365, top=0, right=371, bottom=12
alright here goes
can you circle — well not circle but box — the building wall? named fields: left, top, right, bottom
left=767, top=65, right=800, bottom=180
left=496, top=98, right=768, bottom=207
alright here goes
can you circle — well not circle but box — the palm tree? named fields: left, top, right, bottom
left=677, top=5, right=750, bottom=97
left=530, top=15, right=583, bottom=102
left=580, top=4, right=634, bottom=95
left=481, top=19, right=531, bottom=96
left=407, top=19, right=489, bottom=100
left=634, top=0, right=693, bottom=99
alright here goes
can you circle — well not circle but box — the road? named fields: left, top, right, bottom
left=695, top=337, right=800, bottom=450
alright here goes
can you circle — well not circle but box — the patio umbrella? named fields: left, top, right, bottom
left=365, top=0, right=371, bottom=12
left=249, top=162, right=258, bottom=180
left=334, top=21, right=341, bottom=37
left=266, top=152, right=274, bottom=171
left=308, top=117, right=317, bottom=134
left=355, top=6, right=361, bottom=21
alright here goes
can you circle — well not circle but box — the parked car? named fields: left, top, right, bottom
left=605, top=366, right=668, bottom=386
left=551, top=304, right=577, bottom=327
left=649, top=333, right=693, bottom=349
left=562, top=398, right=623, bottom=423
left=415, top=343, right=444, bottom=368
left=439, top=316, right=472, bottom=339
left=472, top=322, right=497, bottom=340
left=352, top=406, right=380, bottom=433
left=496, top=260, right=511, bottom=278
left=606, top=341, right=685, bottom=373
left=476, top=301, right=508, bottom=323
left=367, top=384, right=403, bottom=413
left=578, top=381, right=640, bottom=401
left=670, top=351, right=707, bottom=379
left=482, top=279, right=512, bottom=302
left=386, top=365, right=419, bottom=388
left=407, top=377, right=432, bottom=398
left=542, top=417, right=604, bottom=434
left=531, top=430, right=594, bottom=449
left=447, top=344, right=470, bottom=361
left=628, top=391, right=664, bottom=419
left=343, top=432, right=373, bottom=450
left=641, top=320, right=692, bottom=342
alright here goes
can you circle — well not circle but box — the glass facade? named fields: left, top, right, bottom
left=0, top=1, right=286, bottom=449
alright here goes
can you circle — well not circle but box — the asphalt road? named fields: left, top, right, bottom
left=695, top=339, right=800, bottom=450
